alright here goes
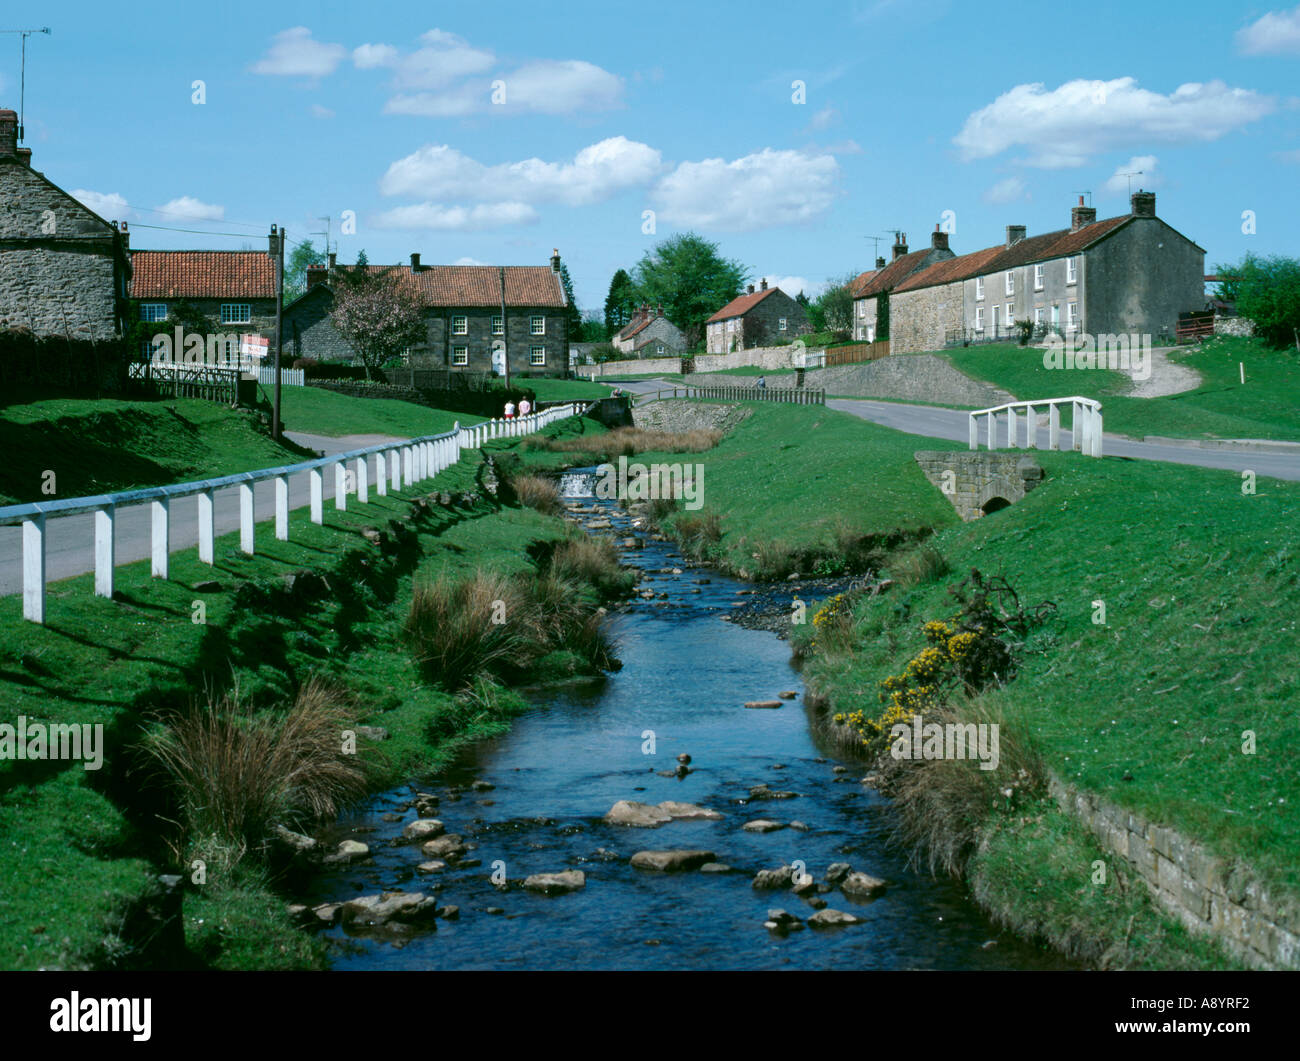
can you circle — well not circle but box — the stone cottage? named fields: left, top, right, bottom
left=888, top=192, right=1205, bottom=353
left=0, top=107, right=132, bottom=340
left=613, top=302, right=685, bottom=357
left=851, top=229, right=956, bottom=343
left=284, top=250, right=570, bottom=378
left=704, top=280, right=809, bottom=353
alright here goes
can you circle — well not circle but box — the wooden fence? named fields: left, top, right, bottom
left=127, top=362, right=240, bottom=404
left=655, top=385, right=825, bottom=406
left=823, top=340, right=890, bottom=366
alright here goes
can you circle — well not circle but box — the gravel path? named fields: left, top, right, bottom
left=1121, top=345, right=1202, bottom=398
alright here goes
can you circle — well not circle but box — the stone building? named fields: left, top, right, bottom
left=851, top=229, right=956, bottom=343
left=704, top=280, right=809, bottom=353
left=0, top=107, right=131, bottom=340
left=889, top=192, right=1205, bottom=353
left=285, top=250, right=570, bottom=378
left=613, top=303, right=685, bottom=356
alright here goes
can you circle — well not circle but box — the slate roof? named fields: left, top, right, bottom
left=706, top=287, right=780, bottom=323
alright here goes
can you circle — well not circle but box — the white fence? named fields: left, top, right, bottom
left=969, top=396, right=1103, bottom=457
left=129, top=362, right=306, bottom=387
left=256, top=366, right=305, bottom=386
left=0, top=403, right=584, bottom=624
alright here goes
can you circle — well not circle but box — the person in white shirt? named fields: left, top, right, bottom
left=518, top=398, right=532, bottom=416
left=504, top=401, right=516, bottom=419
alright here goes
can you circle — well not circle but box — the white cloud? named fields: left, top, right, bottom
left=954, top=78, right=1275, bottom=167
left=804, top=106, right=839, bottom=132
left=310, top=104, right=335, bottom=119
left=652, top=148, right=840, bottom=231
left=156, top=197, right=225, bottom=222
left=380, top=136, right=662, bottom=206
left=392, top=30, right=495, bottom=90
left=352, top=43, right=399, bottom=69
left=454, top=256, right=490, bottom=266
left=982, top=176, right=1027, bottom=204
left=821, top=138, right=863, bottom=155
left=372, top=202, right=539, bottom=231
left=251, top=27, right=346, bottom=77
left=1103, top=155, right=1161, bottom=195
left=763, top=275, right=813, bottom=298
left=1236, top=6, right=1300, bottom=55
left=383, top=56, right=623, bottom=116
left=71, top=189, right=131, bottom=221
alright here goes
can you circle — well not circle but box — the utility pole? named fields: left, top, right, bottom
left=1, top=27, right=51, bottom=141
left=271, top=224, right=285, bottom=440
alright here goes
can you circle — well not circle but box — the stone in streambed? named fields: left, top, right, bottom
left=402, top=818, right=445, bottom=841
left=742, top=819, right=786, bottom=833
left=808, top=908, right=862, bottom=928
left=522, top=870, right=586, bottom=895
left=744, top=700, right=783, bottom=710
left=840, top=871, right=887, bottom=901
left=630, top=850, right=716, bottom=872
left=324, top=839, right=369, bottom=864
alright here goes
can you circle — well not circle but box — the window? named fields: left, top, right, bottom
left=1034, top=264, right=1044, bottom=291
left=778, top=317, right=787, bottom=331
left=452, top=346, right=468, bottom=366
left=529, top=345, right=546, bottom=366
left=140, top=303, right=168, bottom=322
left=491, top=314, right=503, bottom=336
left=1006, top=303, right=1014, bottom=329
left=220, top=303, right=251, bottom=324
left=1005, top=272, right=1014, bottom=296
left=1066, top=257, right=1078, bottom=284
left=452, top=315, right=468, bottom=335
left=1067, top=302, right=1079, bottom=329
left=975, top=277, right=985, bottom=300
left=656, top=343, right=665, bottom=355
left=1034, top=307, right=1045, bottom=325
left=856, top=301, right=866, bottom=318
left=530, top=315, right=545, bottom=336
left=975, top=307, right=985, bottom=332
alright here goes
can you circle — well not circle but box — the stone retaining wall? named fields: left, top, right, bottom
left=1049, top=774, right=1300, bottom=969
left=584, top=356, right=682, bottom=377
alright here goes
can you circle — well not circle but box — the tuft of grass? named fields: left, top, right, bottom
left=525, top=425, right=722, bottom=460
left=893, top=544, right=951, bottom=588
left=547, top=535, right=635, bottom=601
left=139, top=678, right=367, bottom=873
left=509, top=473, right=564, bottom=515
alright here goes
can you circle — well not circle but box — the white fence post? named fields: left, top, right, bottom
left=198, top=489, right=215, bottom=563
left=1049, top=402, right=1060, bottom=451
left=310, top=468, right=324, bottom=524
left=334, top=461, right=348, bottom=511
left=151, top=498, right=169, bottom=579
left=1007, top=407, right=1018, bottom=449
left=94, top=504, right=115, bottom=599
left=1025, top=403, right=1037, bottom=449
left=375, top=452, right=388, bottom=497
left=275, top=474, right=290, bottom=539
left=389, top=450, right=400, bottom=492
left=23, top=515, right=45, bottom=623
left=356, top=456, right=368, bottom=503
left=968, top=413, right=978, bottom=450
left=239, top=482, right=255, bottom=554
left=1071, top=401, right=1082, bottom=452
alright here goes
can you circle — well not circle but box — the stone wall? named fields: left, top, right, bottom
left=913, top=450, right=1042, bottom=520
left=692, top=345, right=804, bottom=373
left=890, top=284, right=963, bottom=354
left=1214, top=316, right=1255, bottom=338
left=1049, top=774, right=1300, bottom=969
left=583, top=356, right=682, bottom=377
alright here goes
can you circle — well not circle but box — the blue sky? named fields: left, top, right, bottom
left=9, top=0, right=1300, bottom=312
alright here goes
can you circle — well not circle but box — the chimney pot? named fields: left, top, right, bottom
left=1071, top=198, right=1098, bottom=232
left=932, top=227, right=950, bottom=251
left=747, top=284, right=755, bottom=295
left=876, top=256, right=886, bottom=269
left=410, top=252, right=420, bottom=272
left=892, top=233, right=909, bottom=261
left=760, top=278, right=768, bottom=291
left=550, top=248, right=561, bottom=272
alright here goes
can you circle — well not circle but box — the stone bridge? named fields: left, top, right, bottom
left=914, top=450, right=1044, bottom=521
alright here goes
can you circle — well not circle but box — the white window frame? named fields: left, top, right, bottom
left=778, top=317, right=787, bottom=331
left=975, top=307, right=984, bottom=332
left=1005, top=303, right=1014, bottom=329
left=1066, top=257, right=1078, bottom=285
left=656, top=343, right=665, bottom=355
left=975, top=277, right=985, bottom=301
left=991, top=305, right=999, bottom=330
left=529, top=345, right=546, bottom=366
left=1034, top=307, right=1045, bottom=325
left=220, top=303, right=251, bottom=324
left=1005, top=272, right=1014, bottom=296
left=452, top=345, right=468, bottom=366
left=452, top=315, right=468, bottom=335
left=491, top=314, right=503, bottom=336
left=140, top=302, right=168, bottom=322
left=1034, top=264, right=1044, bottom=291
left=1067, top=302, right=1079, bottom=329
left=530, top=315, right=545, bottom=336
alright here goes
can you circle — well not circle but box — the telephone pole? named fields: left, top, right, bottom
left=271, top=224, right=285, bottom=440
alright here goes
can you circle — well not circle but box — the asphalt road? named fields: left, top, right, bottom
left=0, top=432, right=403, bottom=598
left=614, top=377, right=1300, bottom=482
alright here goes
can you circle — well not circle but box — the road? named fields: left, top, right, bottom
left=0, top=432, right=404, bottom=598
left=613, top=378, right=1300, bottom=482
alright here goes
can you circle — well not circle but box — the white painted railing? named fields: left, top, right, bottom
left=255, top=366, right=305, bottom=386
left=968, top=396, right=1103, bottom=457
left=0, top=402, right=583, bottom=623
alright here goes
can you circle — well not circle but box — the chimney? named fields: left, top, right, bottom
left=410, top=252, right=421, bottom=273
left=16, top=147, right=31, bottom=167
left=876, top=256, right=886, bottom=269
left=932, top=224, right=949, bottom=252
left=1071, top=195, right=1097, bottom=232
left=550, top=247, right=561, bottom=272
left=892, top=233, right=908, bottom=261
left=307, top=263, right=328, bottom=291
left=328, top=252, right=337, bottom=270
left=0, top=110, right=16, bottom=158
left=760, top=278, right=768, bottom=291
left=268, top=224, right=280, bottom=257
left=1131, top=189, right=1156, bottom=218
left=118, top=220, right=129, bottom=250
left=1005, top=224, right=1026, bottom=247
left=747, top=284, right=755, bottom=295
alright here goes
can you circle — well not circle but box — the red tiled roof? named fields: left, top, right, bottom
left=853, top=249, right=937, bottom=299
left=706, top=286, right=779, bottom=324
left=347, top=264, right=565, bottom=308
left=894, top=216, right=1132, bottom=294
left=130, top=250, right=275, bottom=299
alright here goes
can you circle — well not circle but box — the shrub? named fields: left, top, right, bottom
left=406, top=572, right=532, bottom=691
left=547, top=536, right=635, bottom=600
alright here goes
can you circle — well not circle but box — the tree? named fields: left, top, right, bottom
left=813, top=272, right=858, bottom=338
left=284, top=240, right=325, bottom=303
left=1216, top=254, right=1300, bottom=349
left=631, top=233, right=747, bottom=348
left=603, top=268, right=637, bottom=338
left=329, top=268, right=427, bottom=379
left=579, top=312, right=606, bottom=343
left=558, top=262, right=583, bottom=343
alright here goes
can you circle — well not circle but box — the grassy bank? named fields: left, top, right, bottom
left=266, top=385, right=478, bottom=439
left=0, top=417, right=619, bottom=970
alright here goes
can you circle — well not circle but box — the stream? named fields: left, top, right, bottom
left=305, top=470, right=1070, bottom=970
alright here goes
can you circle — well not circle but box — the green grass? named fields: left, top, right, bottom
left=0, top=418, right=591, bottom=970
left=0, top=395, right=315, bottom=507
left=268, top=385, right=478, bottom=439
left=521, top=378, right=613, bottom=401
left=940, top=342, right=1130, bottom=403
